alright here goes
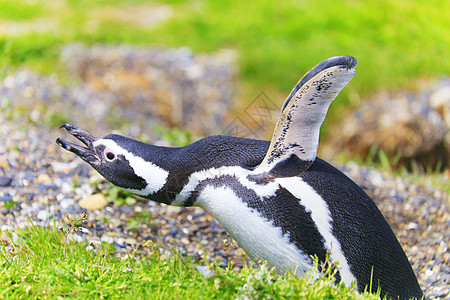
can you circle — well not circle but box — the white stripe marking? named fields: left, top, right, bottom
left=279, top=177, right=357, bottom=288
left=95, top=139, right=169, bottom=196
left=172, top=166, right=279, bottom=206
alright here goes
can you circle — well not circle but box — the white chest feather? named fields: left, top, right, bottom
left=180, top=166, right=357, bottom=287
left=196, top=185, right=314, bottom=276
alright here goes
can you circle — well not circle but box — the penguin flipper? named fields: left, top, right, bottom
left=249, top=56, right=357, bottom=182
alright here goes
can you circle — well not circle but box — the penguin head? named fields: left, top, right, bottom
left=56, top=124, right=169, bottom=198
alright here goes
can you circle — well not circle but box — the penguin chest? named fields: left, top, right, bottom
left=195, top=183, right=314, bottom=276
left=179, top=167, right=356, bottom=288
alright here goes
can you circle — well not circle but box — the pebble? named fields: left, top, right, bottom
left=0, top=47, right=448, bottom=298
left=0, top=195, right=12, bottom=202
left=196, top=265, right=216, bottom=277
left=60, top=199, right=75, bottom=209
left=36, top=210, right=50, bottom=221
left=79, top=193, right=108, bottom=210
left=0, top=176, right=12, bottom=187
left=101, top=235, right=115, bottom=244
left=51, top=161, right=80, bottom=173
left=124, top=237, right=137, bottom=245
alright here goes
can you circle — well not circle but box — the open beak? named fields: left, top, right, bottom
left=56, top=124, right=100, bottom=162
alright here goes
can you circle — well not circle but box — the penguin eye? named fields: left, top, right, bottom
left=104, top=148, right=116, bottom=161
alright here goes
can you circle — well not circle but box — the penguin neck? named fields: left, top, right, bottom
left=146, top=136, right=270, bottom=206
left=139, top=144, right=184, bottom=205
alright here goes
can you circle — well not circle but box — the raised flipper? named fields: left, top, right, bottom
left=249, top=55, right=357, bottom=183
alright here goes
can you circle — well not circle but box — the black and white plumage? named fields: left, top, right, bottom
left=56, top=56, right=423, bottom=300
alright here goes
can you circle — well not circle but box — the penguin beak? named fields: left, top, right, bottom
left=56, top=124, right=100, bottom=162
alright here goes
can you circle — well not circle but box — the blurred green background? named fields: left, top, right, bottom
left=1, top=0, right=449, bottom=127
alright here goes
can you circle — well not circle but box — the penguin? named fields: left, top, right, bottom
left=56, top=55, right=423, bottom=300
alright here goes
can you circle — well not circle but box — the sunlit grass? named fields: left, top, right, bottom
left=0, top=219, right=379, bottom=299
left=0, top=0, right=45, bottom=21
left=0, top=0, right=449, bottom=101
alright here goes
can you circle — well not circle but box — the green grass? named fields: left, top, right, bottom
left=1, top=0, right=449, bottom=101
left=0, top=219, right=379, bottom=299
left=0, top=0, right=45, bottom=21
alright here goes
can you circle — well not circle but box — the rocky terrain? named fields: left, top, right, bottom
left=326, top=78, right=450, bottom=171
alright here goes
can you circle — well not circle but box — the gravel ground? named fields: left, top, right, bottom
left=0, top=66, right=449, bottom=298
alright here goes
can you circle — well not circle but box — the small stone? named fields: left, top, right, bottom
left=433, top=289, right=449, bottom=298
left=101, top=235, right=114, bottom=244
left=125, top=197, right=136, bottom=205
left=37, top=174, right=52, bottom=184
left=79, top=193, right=108, bottom=210
left=0, top=195, right=12, bottom=202
left=38, top=183, right=57, bottom=193
left=119, top=206, right=133, bottom=214
left=51, top=161, right=79, bottom=173
left=89, top=172, right=103, bottom=183
left=196, top=265, right=215, bottom=277
left=60, top=199, right=74, bottom=209
left=0, top=161, right=9, bottom=170
left=124, top=237, right=137, bottom=245
left=37, top=210, right=50, bottom=221
left=22, top=173, right=35, bottom=186
left=166, top=206, right=183, bottom=215
left=405, top=222, right=419, bottom=231
left=87, top=238, right=101, bottom=246
left=0, top=176, right=12, bottom=187
left=430, top=86, right=450, bottom=124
